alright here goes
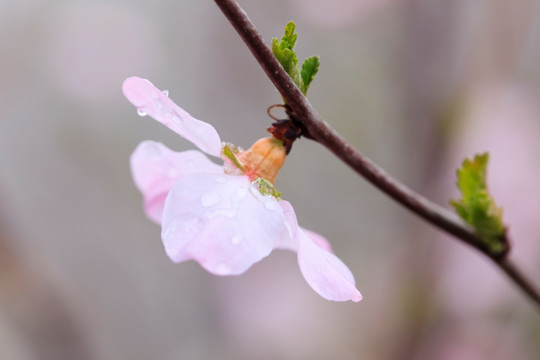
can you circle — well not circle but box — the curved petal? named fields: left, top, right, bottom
left=130, top=141, right=222, bottom=224
left=275, top=201, right=333, bottom=253
left=302, top=227, right=333, bottom=252
left=123, top=77, right=222, bottom=157
left=161, top=174, right=284, bottom=275
left=297, top=229, right=362, bottom=302
left=274, top=201, right=299, bottom=251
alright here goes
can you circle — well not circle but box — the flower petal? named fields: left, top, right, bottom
left=130, top=141, right=222, bottom=224
left=302, top=228, right=333, bottom=252
left=161, top=173, right=284, bottom=275
left=297, top=229, right=362, bottom=302
left=275, top=201, right=333, bottom=252
left=123, top=77, right=222, bottom=157
left=274, top=200, right=299, bottom=251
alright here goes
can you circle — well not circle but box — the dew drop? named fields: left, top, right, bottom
left=264, top=198, right=278, bottom=210
left=184, top=216, right=203, bottom=234
left=167, top=167, right=179, bottom=178
left=201, top=192, right=221, bottom=207
left=137, top=108, right=147, bottom=117
left=204, top=208, right=235, bottom=218
left=168, top=112, right=183, bottom=126
left=215, top=176, right=227, bottom=184
left=284, top=222, right=294, bottom=238
left=162, top=220, right=178, bottom=240
left=249, top=182, right=261, bottom=197
left=231, top=234, right=243, bottom=245
left=216, top=263, right=232, bottom=275
left=155, top=99, right=165, bottom=112
left=193, top=124, right=205, bottom=133
left=236, top=188, right=248, bottom=199
left=144, top=143, right=163, bottom=160
left=162, top=89, right=169, bottom=97
left=223, top=161, right=243, bottom=175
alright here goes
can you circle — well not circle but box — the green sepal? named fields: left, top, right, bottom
left=221, top=143, right=244, bottom=171
left=252, top=178, right=282, bottom=201
left=450, top=153, right=506, bottom=254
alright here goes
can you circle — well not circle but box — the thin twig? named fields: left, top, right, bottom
left=213, top=0, right=540, bottom=310
left=496, top=257, right=540, bottom=306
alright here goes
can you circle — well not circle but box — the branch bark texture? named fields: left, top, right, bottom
left=213, top=0, right=540, bottom=310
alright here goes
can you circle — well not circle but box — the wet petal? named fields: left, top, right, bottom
left=274, top=201, right=299, bottom=251
left=302, top=228, right=333, bottom=252
left=130, top=141, right=222, bottom=223
left=297, top=229, right=362, bottom=302
left=275, top=201, right=333, bottom=253
left=123, top=77, right=222, bottom=157
left=161, top=174, right=284, bottom=275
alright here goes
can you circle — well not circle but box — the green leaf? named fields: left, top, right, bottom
left=450, top=153, right=506, bottom=254
left=221, top=143, right=244, bottom=171
left=272, top=22, right=298, bottom=71
left=300, top=56, right=320, bottom=94
left=272, top=23, right=301, bottom=91
left=271, top=21, right=319, bottom=97
left=282, top=21, right=297, bottom=50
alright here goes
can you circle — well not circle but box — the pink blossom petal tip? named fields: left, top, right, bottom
left=123, top=77, right=222, bottom=157
left=277, top=202, right=361, bottom=302
left=297, top=229, right=362, bottom=302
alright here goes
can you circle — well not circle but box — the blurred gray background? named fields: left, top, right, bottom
left=1, top=0, right=540, bottom=359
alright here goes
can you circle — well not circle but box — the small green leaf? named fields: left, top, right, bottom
left=300, top=56, right=320, bottom=94
left=272, top=22, right=300, bottom=90
left=272, top=22, right=298, bottom=70
left=282, top=21, right=297, bottom=50
left=271, top=21, right=319, bottom=97
left=450, top=153, right=506, bottom=254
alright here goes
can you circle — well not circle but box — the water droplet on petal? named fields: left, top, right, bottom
left=193, top=123, right=205, bottom=133
left=155, top=99, right=165, bottom=112
left=167, top=167, right=179, bottom=178
left=177, top=216, right=203, bottom=237
left=204, top=208, right=236, bottom=218
left=201, top=192, right=221, bottom=207
left=185, top=217, right=202, bottom=233
left=249, top=182, right=261, bottom=197
left=236, top=188, right=248, bottom=199
left=167, top=111, right=183, bottom=126
left=215, top=263, right=231, bottom=275
left=215, top=176, right=227, bottom=184
left=144, top=143, right=163, bottom=160
left=137, top=108, right=147, bottom=117
left=231, top=234, right=243, bottom=245
left=162, top=89, right=169, bottom=97
left=264, top=198, right=278, bottom=210
left=162, top=219, right=178, bottom=240
left=284, top=222, right=294, bottom=238
left=223, top=161, right=243, bottom=175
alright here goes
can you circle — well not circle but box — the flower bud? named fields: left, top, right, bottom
left=237, top=137, right=286, bottom=183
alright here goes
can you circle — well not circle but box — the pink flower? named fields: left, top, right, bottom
left=123, top=76, right=362, bottom=302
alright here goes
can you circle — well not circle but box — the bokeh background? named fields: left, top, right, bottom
left=1, top=0, right=540, bottom=359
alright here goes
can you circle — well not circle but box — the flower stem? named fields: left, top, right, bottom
left=213, top=0, right=540, bottom=311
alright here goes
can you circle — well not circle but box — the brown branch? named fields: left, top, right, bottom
left=213, top=0, right=540, bottom=310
